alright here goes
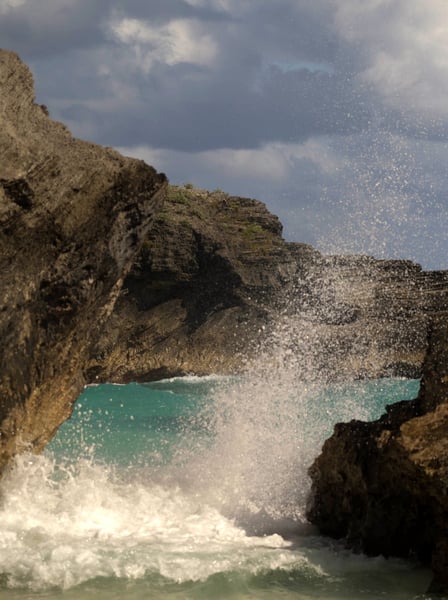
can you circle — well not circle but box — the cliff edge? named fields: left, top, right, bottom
left=0, top=50, right=166, bottom=472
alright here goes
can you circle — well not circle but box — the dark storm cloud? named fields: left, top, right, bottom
left=2, top=0, right=369, bottom=151
left=0, top=0, right=110, bottom=58
left=0, top=0, right=230, bottom=58
left=57, top=63, right=369, bottom=151
left=12, top=2, right=368, bottom=151
left=106, top=0, right=231, bottom=23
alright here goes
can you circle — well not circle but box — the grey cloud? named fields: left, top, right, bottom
left=5, top=0, right=374, bottom=153
left=52, top=52, right=371, bottom=151
left=0, top=0, right=110, bottom=58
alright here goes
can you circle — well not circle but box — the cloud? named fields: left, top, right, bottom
left=333, top=0, right=448, bottom=122
left=0, top=0, right=27, bottom=12
left=1, top=0, right=448, bottom=267
left=106, top=15, right=218, bottom=72
left=117, top=137, right=343, bottom=186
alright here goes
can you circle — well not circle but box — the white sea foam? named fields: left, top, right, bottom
left=0, top=376, right=425, bottom=596
left=0, top=453, right=312, bottom=591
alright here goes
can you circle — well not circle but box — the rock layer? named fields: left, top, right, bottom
left=87, top=186, right=316, bottom=381
left=0, top=50, right=166, bottom=471
left=307, top=314, right=448, bottom=592
left=88, top=193, right=448, bottom=383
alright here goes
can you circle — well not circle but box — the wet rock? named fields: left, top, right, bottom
left=307, top=314, right=448, bottom=593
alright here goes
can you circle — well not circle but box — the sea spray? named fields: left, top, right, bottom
left=0, top=451, right=299, bottom=591
left=0, top=378, right=424, bottom=597
left=314, top=117, right=447, bottom=269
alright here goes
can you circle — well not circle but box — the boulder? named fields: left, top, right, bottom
left=307, top=314, right=448, bottom=593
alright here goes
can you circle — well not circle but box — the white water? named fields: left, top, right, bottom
left=0, top=449, right=429, bottom=597
left=0, top=377, right=428, bottom=597
left=0, top=453, right=299, bottom=591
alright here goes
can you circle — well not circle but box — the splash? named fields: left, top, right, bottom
left=0, top=377, right=420, bottom=594
left=166, top=320, right=393, bottom=526
left=316, top=120, right=447, bottom=268
left=0, top=452, right=296, bottom=591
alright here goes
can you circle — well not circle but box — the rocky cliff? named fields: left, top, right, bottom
left=307, top=314, right=448, bottom=593
left=86, top=185, right=318, bottom=381
left=1, top=49, right=448, bottom=478
left=87, top=195, right=448, bottom=383
left=0, top=49, right=166, bottom=472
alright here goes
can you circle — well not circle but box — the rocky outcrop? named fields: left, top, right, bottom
left=307, top=314, right=448, bottom=593
left=86, top=186, right=319, bottom=381
left=0, top=50, right=166, bottom=472
left=298, top=256, right=448, bottom=381
left=86, top=194, right=448, bottom=382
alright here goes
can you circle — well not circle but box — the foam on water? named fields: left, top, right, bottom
left=0, top=377, right=425, bottom=596
left=0, top=449, right=429, bottom=597
left=0, top=451, right=322, bottom=592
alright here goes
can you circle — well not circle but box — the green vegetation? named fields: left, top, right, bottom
left=159, top=184, right=277, bottom=255
left=166, top=186, right=191, bottom=205
left=242, top=223, right=264, bottom=240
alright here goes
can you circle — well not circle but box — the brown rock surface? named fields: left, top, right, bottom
left=88, top=201, right=448, bottom=383
left=86, top=186, right=317, bottom=381
left=307, top=314, right=448, bottom=592
left=0, top=50, right=166, bottom=472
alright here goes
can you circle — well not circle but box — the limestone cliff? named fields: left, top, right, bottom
left=86, top=186, right=317, bottom=381
left=307, top=314, right=448, bottom=593
left=87, top=194, right=448, bottom=383
left=0, top=50, right=166, bottom=472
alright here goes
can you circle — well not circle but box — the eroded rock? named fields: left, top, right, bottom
left=88, top=196, right=448, bottom=383
left=0, top=50, right=166, bottom=471
left=307, top=314, right=448, bottom=593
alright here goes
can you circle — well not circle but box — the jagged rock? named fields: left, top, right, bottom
left=307, top=314, right=448, bottom=593
left=87, top=198, right=448, bottom=383
left=0, top=49, right=166, bottom=472
left=86, top=186, right=318, bottom=381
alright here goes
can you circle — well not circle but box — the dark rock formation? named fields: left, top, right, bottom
left=86, top=186, right=318, bottom=381
left=307, top=314, right=448, bottom=593
left=87, top=195, right=448, bottom=383
left=0, top=49, right=166, bottom=472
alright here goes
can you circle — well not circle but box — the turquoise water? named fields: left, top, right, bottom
left=0, top=376, right=433, bottom=599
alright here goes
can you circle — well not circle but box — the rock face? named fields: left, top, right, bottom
left=87, top=186, right=318, bottom=381
left=299, top=256, right=448, bottom=381
left=0, top=50, right=166, bottom=472
left=87, top=194, right=448, bottom=383
left=307, top=314, right=448, bottom=592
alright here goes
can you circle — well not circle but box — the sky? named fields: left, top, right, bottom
left=2, top=0, right=448, bottom=269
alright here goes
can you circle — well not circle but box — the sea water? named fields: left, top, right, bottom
left=0, top=376, right=433, bottom=599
